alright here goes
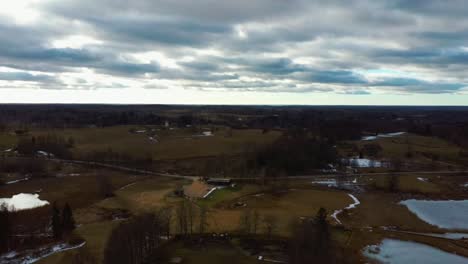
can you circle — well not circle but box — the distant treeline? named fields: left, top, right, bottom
left=17, top=134, right=74, bottom=159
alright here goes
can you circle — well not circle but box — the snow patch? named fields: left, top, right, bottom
left=203, top=187, right=218, bottom=199
left=0, top=193, right=49, bottom=211
left=312, top=179, right=337, bottom=187
left=5, top=177, right=30, bottom=185
left=347, top=158, right=382, bottom=168
left=202, top=131, right=213, bottom=136
left=417, top=177, right=428, bottom=182
left=36, top=150, right=54, bottom=157
left=362, top=132, right=406, bottom=141
left=331, top=194, right=360, bottom=224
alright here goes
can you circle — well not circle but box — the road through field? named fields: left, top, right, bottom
left=47, top=158, right=468, bottom=181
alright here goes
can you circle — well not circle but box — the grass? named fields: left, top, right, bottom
left=208, top=188, right=352, bottom=235
left=0, top=171, right=137, bottom=209
left=29, top=126, right=281, bottom=160
left=344, top=192, right=439, bottom=232
left=369, top=174, right=442, bottom=194
left=37, top=221, right=119, bottom=264
left=0, top=132, right=17, bottom=149
left=197, top=184, right=259, bottom=208
left=96, top=177, right=189, bottom=213
left=340, top=133, right=467, bottom=168
left=162, top=240, right=259, bottom=264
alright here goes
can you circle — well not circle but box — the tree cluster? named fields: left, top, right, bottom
left=17, top=134, right=73, bottom=158
left=176, top=200, right=208, bottom=236
left=250, top=131, right=337, bottom=176
left=103, top=213, right=164, bottom=264
left=289, top=208, right=333, bottom=263
left=51, top=202, right=76, bottom=239
left=0, top=204, right=11, bottom=254
left=0, top=158, right=48, bottom=178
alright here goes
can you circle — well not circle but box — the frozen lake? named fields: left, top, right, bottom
left=364, top=239, right=468, bottom=264
left=400, top=199, right=468, bottom=230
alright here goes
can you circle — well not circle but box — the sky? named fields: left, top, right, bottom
left=0, top=0, right=468, bottom=105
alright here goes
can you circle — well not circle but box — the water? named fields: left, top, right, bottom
left=364, top=239, right=468, bottom=264
left=400, top=199, right=468, bottom=230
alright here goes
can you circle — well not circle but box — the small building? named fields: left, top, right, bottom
left=206, top=178, right=232, bottom=186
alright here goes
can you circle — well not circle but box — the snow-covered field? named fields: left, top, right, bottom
left=0, top=193, right=49, bottom=211
left=400, top=199, right=468, bottom=230
left=362, top=132, right=406, bottom=141
left=363, top=239, right=468, bottom=264
left=331, top=194, right=360, bottom=224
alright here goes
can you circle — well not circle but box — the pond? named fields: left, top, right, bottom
left=400, top=199, right=468, bottom=230
left=364, top=239, right=468, bottom=264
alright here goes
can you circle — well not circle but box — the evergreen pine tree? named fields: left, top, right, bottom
left=0, top=204, right=11, bottom=253
left=62, top=203, right=76, bottom=234
left=51, top=202, right=62, bottom=239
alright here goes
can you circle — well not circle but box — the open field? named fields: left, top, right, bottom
left=27, top=126, right=281, bottom=160
left=0, top=171, right=138, bottom=209
left=6, top=170, right=466, bottom=264
left=2, top=107, right=468, bottom=264
left=161, top=240, right=260, bottom=264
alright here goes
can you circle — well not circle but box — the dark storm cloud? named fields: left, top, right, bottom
left=0, top=0, right=467, bottom=94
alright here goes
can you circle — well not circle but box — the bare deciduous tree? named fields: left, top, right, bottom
left=104, top=213, right=163, bottom=264
left=262, top=214, right=278, bottom=238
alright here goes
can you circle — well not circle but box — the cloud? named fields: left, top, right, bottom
left=302, top=70, right=367, bottom=84
left=0, top=0, right=467, bottom=97
left=0, top=71, right=54, bottom=82
left=373, top=77, right=466, bottom=94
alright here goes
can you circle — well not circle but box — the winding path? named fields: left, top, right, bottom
left=331, top=193, right=361, bottom=224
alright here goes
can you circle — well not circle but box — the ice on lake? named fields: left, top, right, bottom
left=364, top=239, right=468, bottom=264
left=400, top=199, right=468, bottom=230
